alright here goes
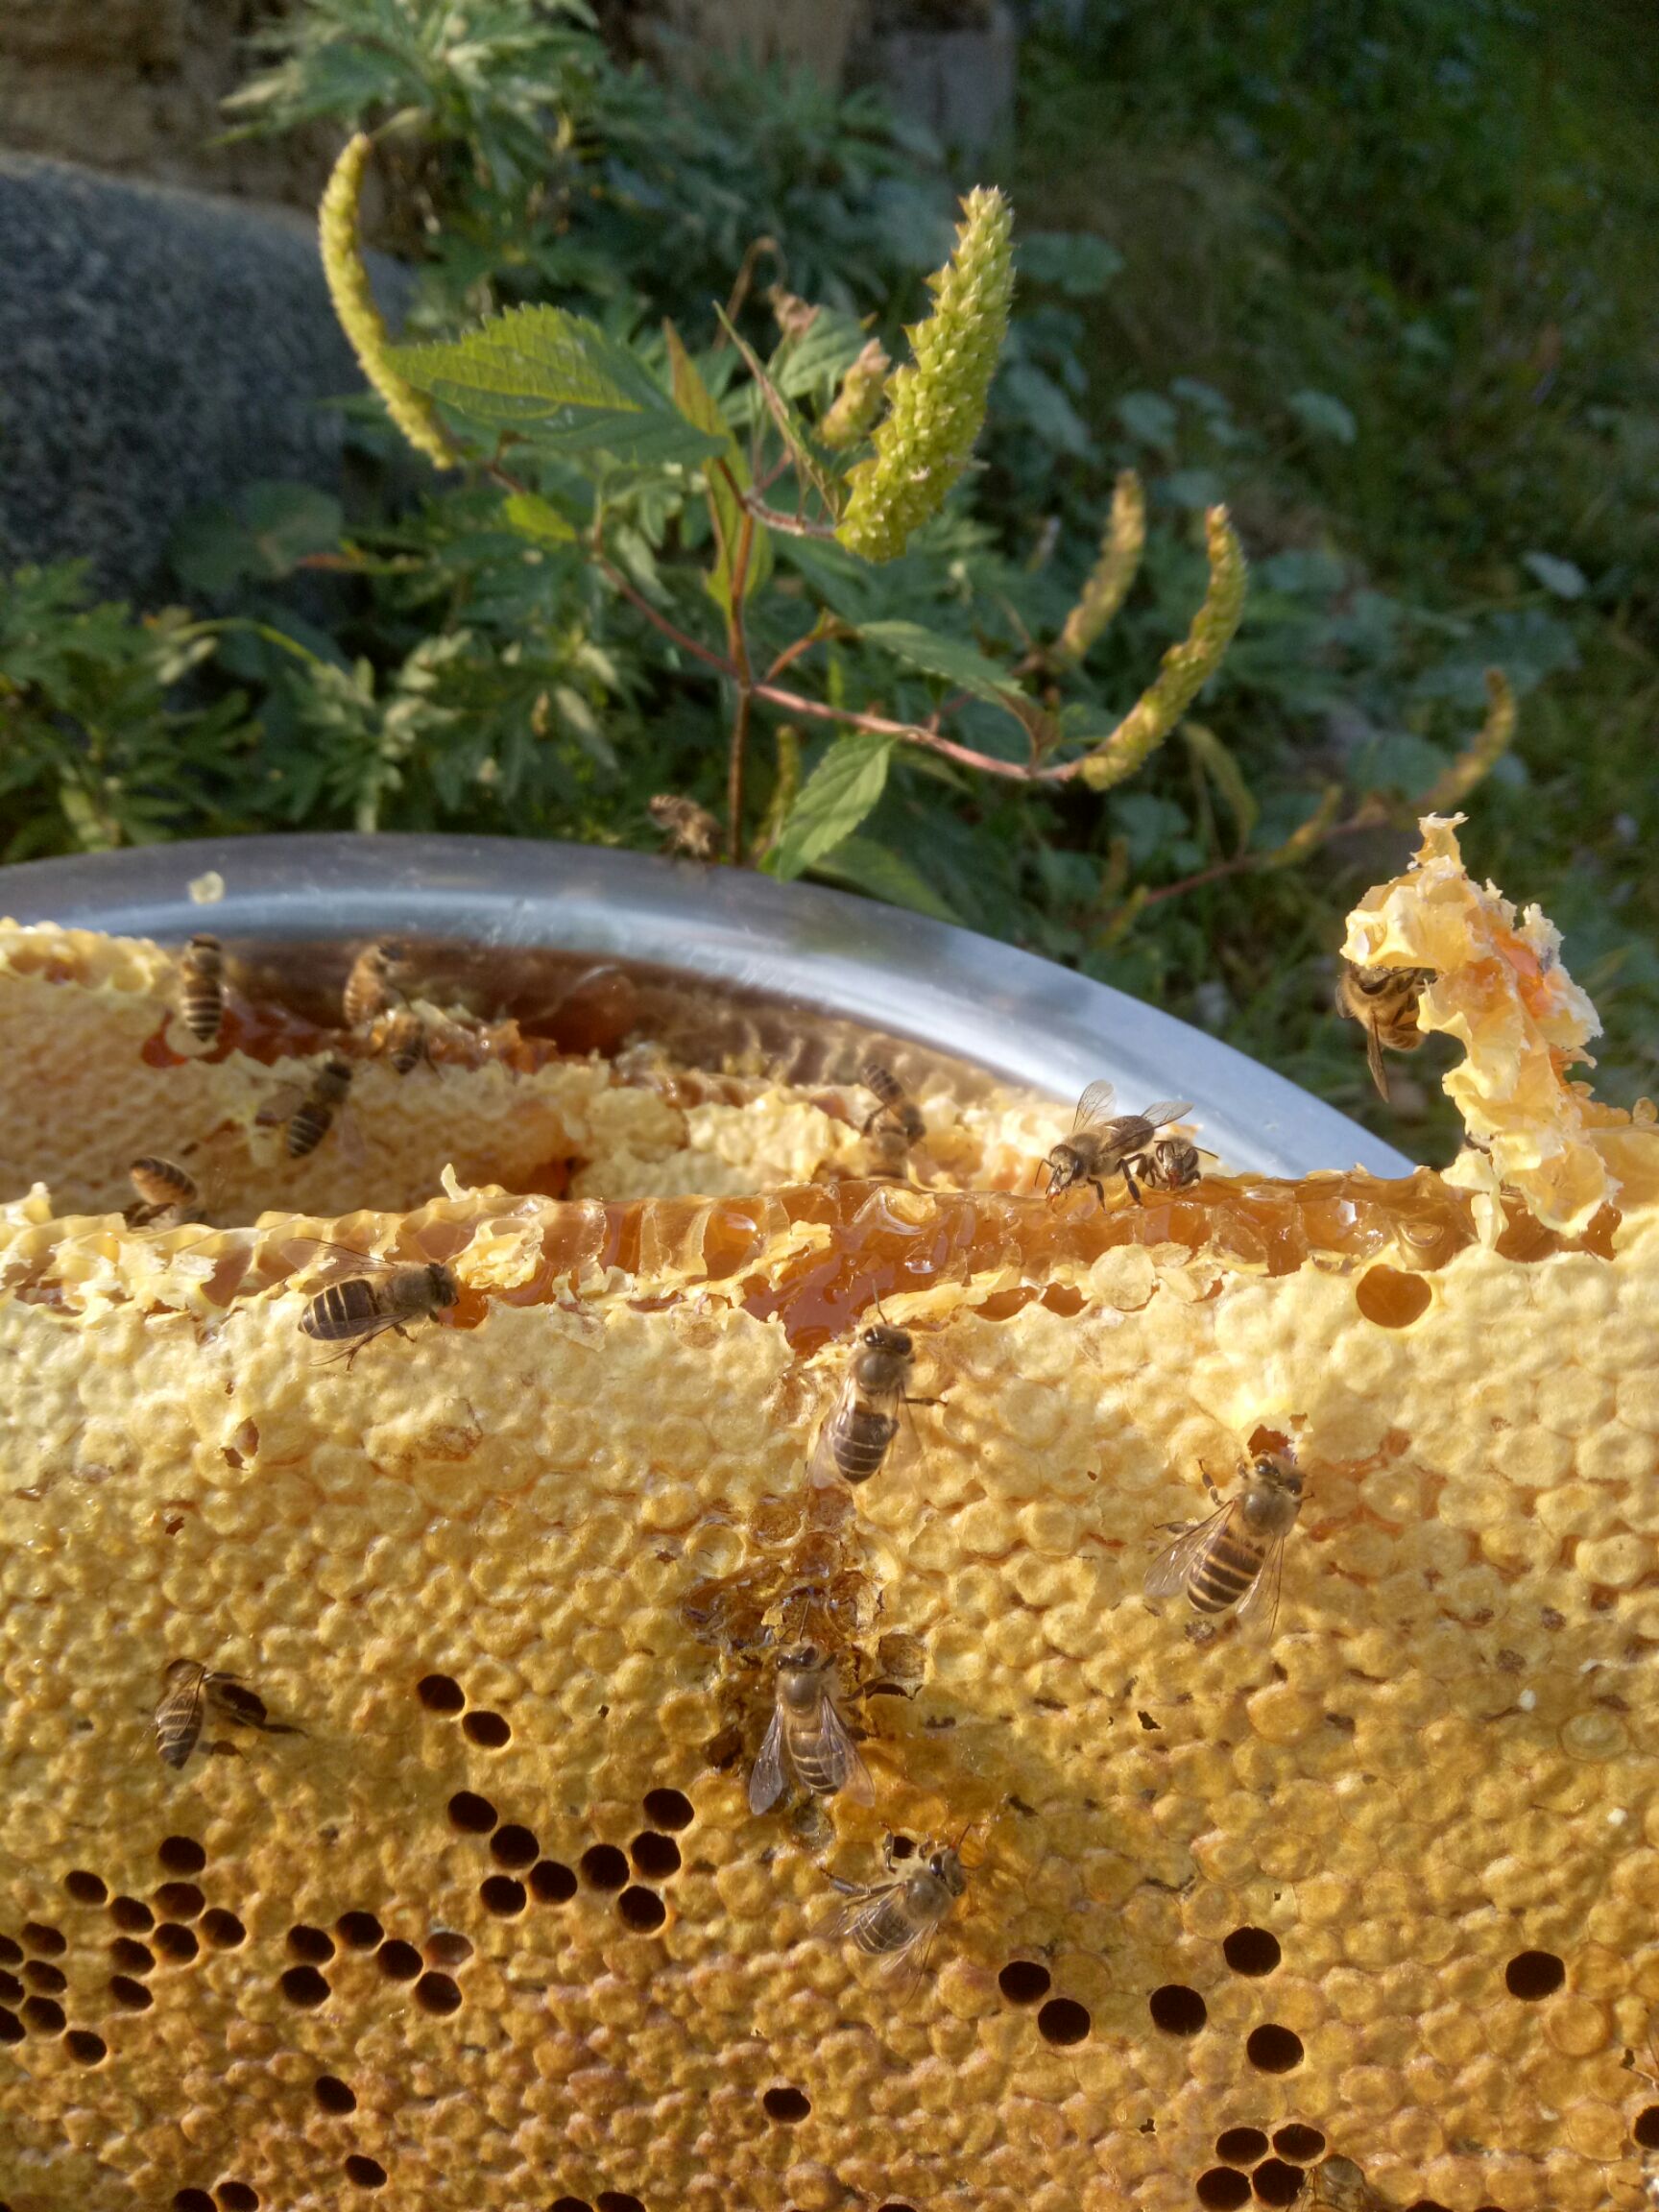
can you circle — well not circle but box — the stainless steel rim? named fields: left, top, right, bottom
left=0, top=833, right=1411, bottom=1179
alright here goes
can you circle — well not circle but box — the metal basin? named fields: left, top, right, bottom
left=0, top=833, right=1410, bottom=1179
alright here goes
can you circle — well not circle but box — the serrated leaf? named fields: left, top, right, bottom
left=1181, top=720, right=1258, bottom=854
left=767, top=729, right=894, bottom=881
left=663, top=321, right=770, bottom=610
left=501, top=492, right=577, bottom=544
left=777, top=308, right=870, bottom=398
left=393, top=305, right=727, bottom=468
left=857, top=619, right=1020, bottom=705
left=811, top=834, right=960, bottom=922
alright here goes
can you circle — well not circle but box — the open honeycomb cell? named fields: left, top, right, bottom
left=1, top=825, right=1658, bottom=2212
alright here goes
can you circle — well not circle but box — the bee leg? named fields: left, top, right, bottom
left=1121, top=1166, right=1142, bottom=1206
left=1088, top=1177, right=1108, bottom=1212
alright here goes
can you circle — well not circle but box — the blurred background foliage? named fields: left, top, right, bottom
left=1, top=0, right=1654, bottom=1158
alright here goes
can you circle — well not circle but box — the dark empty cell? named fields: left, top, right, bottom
left=157, top=1837, right=206, bottom=1876
left=287, top=1925, right=336, bottom=1963
left=1504, top=1949, right=1565, bottom=2000
left=595, top=2197, right=645, bottom=2212
left=21, top=1996, right=65, bottom=2035
left=480, top=1877, right=527, bottom=1917
left=336, top=1911, right=384, bottom=1951
left=344, top=2158, right=388, bottom=2190
left=1272, top=2126, right=1325, bottom=2163
left=1403, top=2202, right=1454, bottom=2212
left=417, top=1673, right=465, bottom=1714
left=762, top=2085, right=811, bottom=2123
left=531, top=1860, right=578, bottom=1905
left=154, top=1883, right=205, bottom=1921
left=446, top=1791, right=497, bottom=1835
left=1251, top=2161, right=1306, bottom=2206
left=642, top=1787, right=694, bottom=1831
left=1196, top=2173, right=1253, bottom=2212
left=1636, top=2105, right=1659, bottom=2150
left=489, top=1825, right=540, bottom=1870
left=1148, top=1984, right=1208, bottom=2036
left=174, top=2194, right=217, bottom=2212
left=1037, top=1998, right=1092, bottom=2047
left=1223, top=1927, right=1283, bottom=1978
left=109, top=1896, right=154, bottom=1934
left=200, top=1910, right=246, bottom=1950
left=155, top=1924, right=200, bottom=1964
left=0, top=1972, right=17, bottom=2005
left=0, top=1935, right=19, bottom=1964
left=413, top=1971, right=462, bottom=2016
left=1245, top=2025, right=1305, bottom=2074
left=0, top=2007, right=21, bottom=2044
left=216, top=2187, right=260, bottom=2212
left=424, top=1933, right=473, bottom=1968
left=20, top=1922, right=65, bottom=1957
left=314, top=2074, right=357, bottom=2115
left=278, top=1965, right=329, bottom=2008
left=108, top=1977, right=153, bottom=2011
left=63, top=1871, right=107, bottom=1906
left=24, top=1960, right=66, bottom=1994
left=998, top=1960, right=1052, bottom=2006
left=547, top=2201, right=595, bottom=2212
left=377, top=1940, right=422, bottom=1982
left=875, top=2204, right=918, bottom=2212
left=1215, top=2128, right=1269, bottom=2165
left=581, top=1844, right=629, bottom=1891
left=616, top=1887, right=666, bottom=1934
left=629, top=1832, right=682, bottom=1881
left=462, top=1710, right=511, bottom=1748
left=65, top=2030, right=107, bottom=2065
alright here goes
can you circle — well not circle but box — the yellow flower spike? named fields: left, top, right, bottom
left=1058, top=469, right=1147, bottom=661
left=818, top=337, right=892, bottom=450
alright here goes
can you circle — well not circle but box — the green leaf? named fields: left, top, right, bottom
left=1522, top=550, right=1588, bottom=600
left=501, top=492, right=577, bottom=544
left=1019, top=231, right=1124, bottom=296
left=811, top=834, right=960, bottom=923
left=663, top=321, right=771, bottom=610
left=1181, top=720, right=1258, bottom=855
left=1287, top=388, right=1358, bottom=445
left=857, top=618, right=1020, bottom=705
left=394, top=305, right=728, bottom=468
left=713, top=305, right=845, bottom=519
left=170, top=482, right=343, bottom=595
left=777, top=308, right=870, bottom=398
left=767, top=729, right=894, bottom=882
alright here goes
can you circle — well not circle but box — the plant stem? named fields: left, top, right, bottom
left=725, top=510, right=757, bottom=863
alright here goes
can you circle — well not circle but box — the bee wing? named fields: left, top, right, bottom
left=747, top=1709, right=787, bottom=1815
left=820, top=1879, right=888, bottom=1945
left=1142, top=1503, right=1229, bottom=1600
left=810, top=1698, right=876, bottom=1806
left=278, top=1236, right=387, bottom=1279
left=1235, top=1533, right=1287, bottom=1630
left=886, top=1921, right=940, bottom=2007
left=253, top=1082, right=307, bottom=1129
left=1363, top=1021, right=1389, bottom=1099
left=1141, top=1101, right=1195, bottom=1132
left=1071, top=1079, right=1118, bottom=1133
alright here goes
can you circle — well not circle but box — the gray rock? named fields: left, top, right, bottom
left=0, top=155, right=411, bottom=602
left=851, top=4, right=1019, bottom=157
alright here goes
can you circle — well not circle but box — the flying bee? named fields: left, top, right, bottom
left=824, top=1836, right=969, bottom=1995
left=1335, top=958, right=1434, bottom=1099
left=343, top=940, right=412, bottom=1030
left=860, top=1059, right=926, bottom=1151
left=296, top=1247, right=461, bottom=1365
left=154, top=1661, right=299, bottom=1769
left=1041, top=1083, right=1195, bottom=1208
left=372, top=1007, right=428, bottom=1075
left=748, top=1643, right=875, bottom=1815
left=178, top=933, right=225, bottom=1047
left=810, top=1322, right=942, bottom=1487
left=124, top=1155, right=202, bottom=1230
left=282, top=1056, right=354, bottom=1159
left=649, top=793, right=721, bottom=862
left=1143, top=1448, right=1304, bottom=1632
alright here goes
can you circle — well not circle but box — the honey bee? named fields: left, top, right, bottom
left=748, top=1643, right=875, bottom=1815
left=1335, top=959, right=1433, bottom=1098
left=1143, top=1448, right=1304, bottom=1631
left=1307, top=2158, right=1394, bottom=2211
left=860, top=1060, right=926, bottom=1150
left=154, top=1660, right=299, bottom=1769
left=825, top=1835, right=969, bottom=1992
left=810, top=1322, right=942, bottom=1486
left=178, top=933, right=225, bottom=1046
left=1041, top=1083, right=1195, bottom=1208
left=649, top=793, right=721, bottom=862
left=372, top=1007, right=428, bottom=1075
left=283, top=1056, right=354, bottom=1159
left=124, top=1155, right=202, bottom=1230
left=1132, top=1132, right=1205, bottom=1193
left=297, top=1248, right=461, bottom=1365
left=343, top=940, right=412, bottom=1029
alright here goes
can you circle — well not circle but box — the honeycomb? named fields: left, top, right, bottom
left=2, top=829, right=1658, bottom=2212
